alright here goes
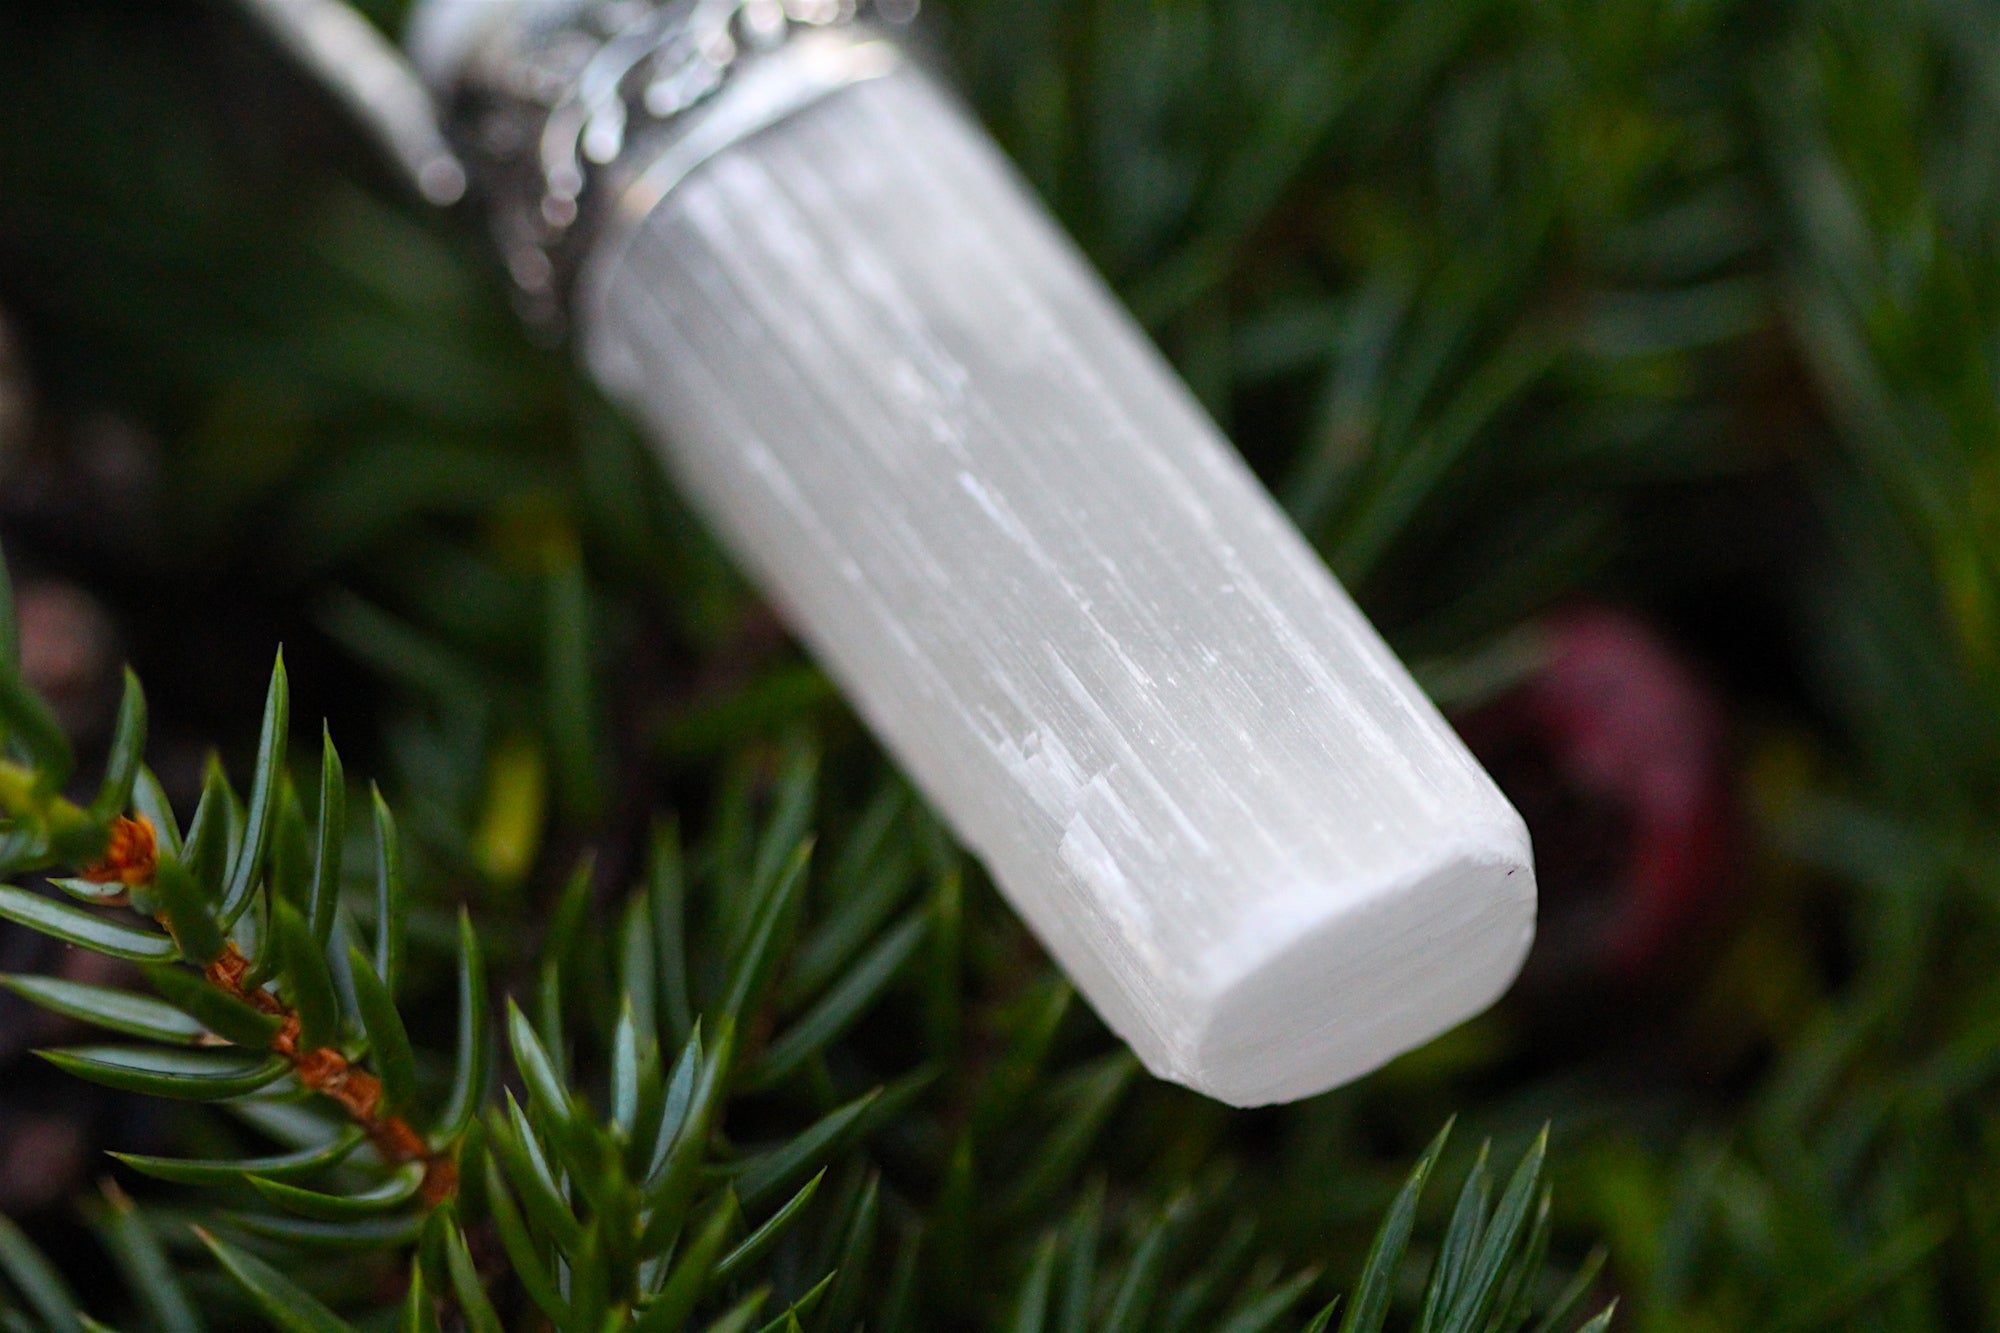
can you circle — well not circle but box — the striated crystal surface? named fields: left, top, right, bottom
left=570, top=55, right=1537, bottom=1105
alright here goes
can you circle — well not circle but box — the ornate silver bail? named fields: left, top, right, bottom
left=440, top=0, right=903, bottom=331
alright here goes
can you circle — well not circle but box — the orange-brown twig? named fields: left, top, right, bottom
left=88, top=815, right=457, bottom=1204
left=80, top=813, right=155, bottom=893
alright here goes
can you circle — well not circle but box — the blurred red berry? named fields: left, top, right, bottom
left=1456, top=604, right=1736, bottom=978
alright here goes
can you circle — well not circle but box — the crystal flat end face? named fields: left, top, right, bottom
left=1170, top=828, right=1536, bottom=1107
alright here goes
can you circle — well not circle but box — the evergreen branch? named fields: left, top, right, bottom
left=0, top=590, right=459, bottom=1217
left=29, top=784, right=458, bottom=1201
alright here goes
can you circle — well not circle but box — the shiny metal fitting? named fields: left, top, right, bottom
left=441, top=0, right=912, bottom=332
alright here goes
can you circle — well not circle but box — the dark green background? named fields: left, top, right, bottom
left=0, top=0, right=1995, bottom=1328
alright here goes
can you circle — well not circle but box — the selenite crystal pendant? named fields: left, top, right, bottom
left=412, top=0, right=1536, bottom=1105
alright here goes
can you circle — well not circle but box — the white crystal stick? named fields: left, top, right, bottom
left=420, top=3, right=1535, bottom=1105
